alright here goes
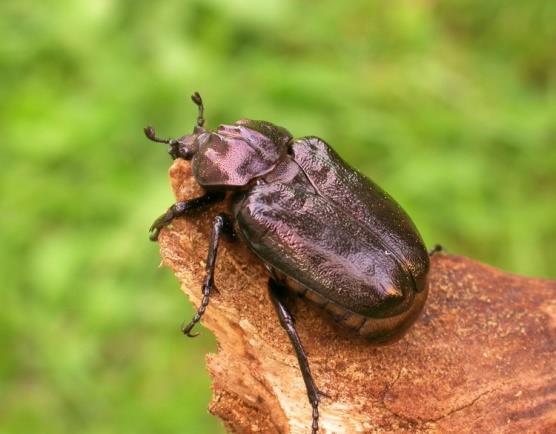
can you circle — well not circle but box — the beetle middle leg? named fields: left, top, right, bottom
left=268, top=279, right=321, bottom=434
left=181, top=212, right=234, bottom=337
left=149, top=191, right=225, bottom=241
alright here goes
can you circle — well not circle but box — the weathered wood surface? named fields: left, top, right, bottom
left=157, top=160, right=556, bottom=434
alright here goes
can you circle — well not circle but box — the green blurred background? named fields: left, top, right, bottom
left=1, top=1, right=555, bottom=433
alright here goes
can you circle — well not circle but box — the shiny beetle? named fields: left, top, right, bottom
left=145, top=93, right=432, bottom=434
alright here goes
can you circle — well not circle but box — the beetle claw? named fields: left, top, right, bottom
left=149, top=228, right=160, bottom=242
left=149, top=210, right=174, bottom=241
left=149, top=221, right=163, bottom=241
left=181, top=322, right=200, bottom=337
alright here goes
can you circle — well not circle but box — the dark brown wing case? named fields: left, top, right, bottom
left=236, top=182, right=416, bottom=318
left=291, top=137, right=429, bottom=292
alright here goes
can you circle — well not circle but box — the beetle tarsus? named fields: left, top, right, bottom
left=268, top=279, right=321, bottom=434
left=429, top=244, right=443, bottom=256
left=149, top=207, right=177, bottom=241
left=191, top=92, right=205, bottom=127
left=181, top=213, right=234, bottom=337
left=181, top=320, right=200, bottom=338
left=149, top=192, right=226, bottom=241
left=312, top=404, right=319, bottom=434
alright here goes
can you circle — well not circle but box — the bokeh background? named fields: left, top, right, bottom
left=2, top=1, right=555, bottom=433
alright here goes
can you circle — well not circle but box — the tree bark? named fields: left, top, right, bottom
left=157, top=160, right=556, bottom=434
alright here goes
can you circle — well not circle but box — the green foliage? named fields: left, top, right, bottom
left=1, top=1, right=555, bottom=433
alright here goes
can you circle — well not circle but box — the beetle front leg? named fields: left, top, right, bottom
left=149, top=191, right=225, bottom=241
left=268, top=279, right=321, bottom=434
left=181, top=213, right=234, bottom=337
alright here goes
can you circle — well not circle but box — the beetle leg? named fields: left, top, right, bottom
left=429, top=244, right=443, bottom=256
left=181, top=213, right=234, bottom=337
left=149, top=191, right=226, bottom=241
left=268, top=279, right=320, bottom=434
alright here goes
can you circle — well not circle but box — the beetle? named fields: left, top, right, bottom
left=145, top=92, right=434, bottom=434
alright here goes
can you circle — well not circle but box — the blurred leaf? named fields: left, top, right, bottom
left=1, top=1, right=555, bottom=433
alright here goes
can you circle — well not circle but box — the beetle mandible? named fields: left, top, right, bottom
left=145, top=92, right=434, bottom=434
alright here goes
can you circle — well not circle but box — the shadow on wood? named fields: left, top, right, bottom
left=157, top=160, right=556, bottom=433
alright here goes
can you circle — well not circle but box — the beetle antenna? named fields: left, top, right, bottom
left=191, top=92, right=205, bottom=128
left=144, top=126, right=177, bottom=145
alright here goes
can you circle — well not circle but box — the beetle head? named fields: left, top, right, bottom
left=145, top=92, right=293, bottom=189
left=144, top=92, right=209, bottom=161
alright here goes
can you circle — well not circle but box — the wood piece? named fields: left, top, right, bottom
left=158, top=160, right=556, bottom=433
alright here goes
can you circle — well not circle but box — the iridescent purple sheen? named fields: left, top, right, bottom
left=192, top=121, right=291, bottom=188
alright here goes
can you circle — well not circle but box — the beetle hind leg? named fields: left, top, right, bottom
left=181, top=213, right=234, bottom=337
left=268, top=279, right=321, bottom=434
